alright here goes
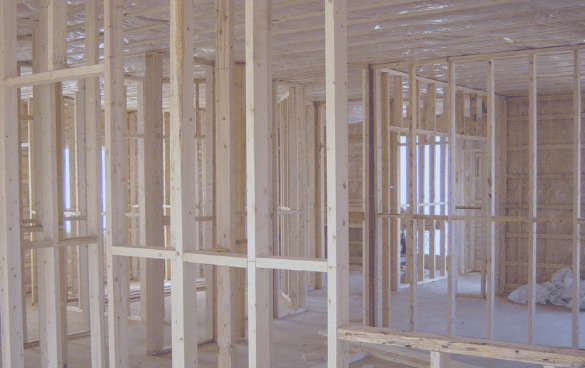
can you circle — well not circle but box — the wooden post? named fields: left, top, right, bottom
left=306, top=101, right=317, bottom=289
left=572, top=50, right=581, bottom=350
left=391, top=76, right=403, bottom=291
left=380, top=73, right=390, bottom=326
left=233, top=63, right=246, bottom=337
left=0, top=0, right=25, bottom=365
left=138, top=51, right=165, bottom=356
left=315, top=103, right=326, bottom=290
left=216, top=0, right=237, bottom=361
left=428, top=84, right=437, bottom=279
left=204, top=65, right=217, bottom=341
left=527, top=53, right=537, bottom=345
left=169, top=0, right=198, bottom=365
left=17, top=77, right=29, bottom=346
left=447, top=61, right=458, bottom=338
left=485, top=59, right=496, bottom=339
left=325, top=0, right=349, bottom=364
left=74, top=82, right=91, bottom=331
left=373, top=69, right=383, bottom=326
left=245, top=0, right=273, bottom=361
left=407, top=64, right=418, bottom=332
left=104, top=0, right=130, bottom=365
left=439, top=136, right=447, bottom=277
left=35, top=0, right=68, bottom=364
left=85, top=0, right=107, bottom=365
left=297, top=87, right=308, bottom=310
left=363, top=67, right=376, bottom=326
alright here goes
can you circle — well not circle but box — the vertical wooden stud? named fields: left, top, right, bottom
left=572, top=50, right=581, bottom=350
left=447, top=61, right=458, bottom=337
left=204, top=65, right=217, bottom=341
left=74, top=81, right=91, bottom=331
left=0, top=0, right=25, bottom=364
left=485, top=58, right=496, bottom=339
left=325, top=0, right=349, bottom=363
left=407, top=64, right=418, bottom=332
left=391, top=76, right=403, bottom=291
left=169, top=0, right=199, bottom=365
left=35, top=0, right=68, bottom=364
left=245, top=0, right=273, bottom=361
left=380, top=72, right=390, bottom=326
left=233, top=63, right=246, bottom=337
left=138, top=51, right=165, bottom=355
left=104, top=0, right=130, bottom=365
left=363, top=67, right=376, bottom=326
left=85, top=0, right=107, bottom=365
left=527, top=53, right=537, bottom=345
left=216, top=0, right=237, bottom=361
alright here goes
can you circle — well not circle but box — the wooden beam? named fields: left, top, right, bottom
left=104, top=0, right=129, bottom=365
left=215, top=0, right=237, bottom=361
left=183, top=251, right=247, bottom=268
left=245, top=0, right=273, bottom=359
left=169, top=0, right=198, bottom=365
left=4, top=64, right=105, bottom=88
left=338, top=325, right=585, bottom=367
left=527, top=53, right=537, bottom=345
left=325, top=0, right=349, bottom=363
left=0, top=0, right=25, bottom=365
left=256, top=257, right=327, bottom=273
left=572, top=49, right=581, bottom=350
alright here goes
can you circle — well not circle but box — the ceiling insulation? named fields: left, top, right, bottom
left=14, top=0, right=585, bottom=108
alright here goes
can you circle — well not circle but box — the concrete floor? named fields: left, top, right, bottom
left=20, top=267, right=582, bottom=367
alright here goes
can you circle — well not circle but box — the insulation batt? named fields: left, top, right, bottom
left=508, top=268, right=585, bottom=309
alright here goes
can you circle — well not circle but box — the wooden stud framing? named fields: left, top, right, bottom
left=74, top=82, right=91, bottom=332
left=234, top=63, right=246, bottom=338
left=447, top=61, right=458, bottom=337
left=138, top=51, right=165, bottom=356
left=380, top=72, right=390, bottom=326
left=428, top=84, right=437, bottom=280
left=104, top=0, right=130, bottom=365
left=325, top=0, right=349, bottom=363
left=373, top=68, right=383, bottom=326
left=407, top=63, right=418, bottom=332
left=0, top=0, right=25, bottom=365
left=35, top=0, right=68, bottom=364
left=315, top=102, right=326, bottom=290
left=439, top=136, right=447, bottom=277
left=215, top=0, right=237, bottom=360
left=572, top=49, right=581, bottom=350
left=390, top=75, right=403, bottom=291
left=245, top=0, right=273, bottom=361
left=363, top=66, right=376, bottom=326
left=204, top=65, right=217, bottom=341
left=485, top=59, right=496, bottom=339
left=84, top=0, right=107, bottom=364
left=169, top=0, right=198, bottom=365
left=527, top=53, right=537, bottom=345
